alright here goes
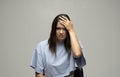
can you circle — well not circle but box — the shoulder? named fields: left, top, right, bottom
left=39, top=39, right=48, bottom=46
left=37, top=39, right=48, bottom=46
left=36, top=39, right=49, bottom=50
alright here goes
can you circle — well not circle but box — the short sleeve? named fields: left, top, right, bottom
left=30, top=44, right=45, bottom=74
left=75, top=41, right=86, bottom=68
left=75, top=54, right=86, bottom=68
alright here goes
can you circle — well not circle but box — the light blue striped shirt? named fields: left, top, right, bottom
left=30, top=40, right=86, bottom=77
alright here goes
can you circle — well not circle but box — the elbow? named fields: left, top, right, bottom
left=73, top=46, right=82, bottom=58
left=74, top=51, right=82, bottom=58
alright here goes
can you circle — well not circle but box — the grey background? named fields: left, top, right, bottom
left=0, top=0, right=120, bottom=77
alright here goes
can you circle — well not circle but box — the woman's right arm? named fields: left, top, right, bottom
left=35, top=72, right=44, bottom=77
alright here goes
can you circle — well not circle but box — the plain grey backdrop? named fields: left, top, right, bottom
left=0, top=0, right=120, bottom=77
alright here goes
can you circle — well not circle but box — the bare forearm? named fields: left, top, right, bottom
left=69, top=29, right=82, bottom=58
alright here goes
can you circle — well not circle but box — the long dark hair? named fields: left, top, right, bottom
left=48, top=14, right=71, bottom=53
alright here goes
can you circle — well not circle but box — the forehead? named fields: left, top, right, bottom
left=57, top=22, right=65, bottom=28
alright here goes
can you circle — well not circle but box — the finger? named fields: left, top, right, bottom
left=59, top=19, right=65, bottom=24
left=59, top=16, right=67, bottom=22
left=59, top=17, right=65, bottom=21
left=59, top=20, right=66, bottom=27
left=61, top=16, right=69, bottom=21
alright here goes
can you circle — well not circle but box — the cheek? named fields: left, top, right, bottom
left=64, top=31, right=67, bottom=35
left=64, top=33, right=67, bottom=38
left=56, top=31, right=59, bottom=37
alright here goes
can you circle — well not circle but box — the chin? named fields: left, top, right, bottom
left=58, top=39, right=65, bottom=42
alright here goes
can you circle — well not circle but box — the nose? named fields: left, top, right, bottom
left=60, top=29, right=64, bottom=33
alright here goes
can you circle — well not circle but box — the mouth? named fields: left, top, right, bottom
left=59, top=35, right=64, bottom=38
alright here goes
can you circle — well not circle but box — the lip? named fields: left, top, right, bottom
left=59, top=35, right=64, bottom=38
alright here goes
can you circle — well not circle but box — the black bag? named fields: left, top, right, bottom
left=74, top=67, right=84, bottom=77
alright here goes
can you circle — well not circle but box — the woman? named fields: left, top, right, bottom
left=30, top=14, right=86, bottom=77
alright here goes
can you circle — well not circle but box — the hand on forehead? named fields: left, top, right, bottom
left=59, top=16, right=69, bottom=21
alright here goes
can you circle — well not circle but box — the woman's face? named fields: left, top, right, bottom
left=56, top=21, right=67, bottom=42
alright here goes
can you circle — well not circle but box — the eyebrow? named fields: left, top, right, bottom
left=56, top=27, right=66, bottom=30
left=56, top=26, right=65, bottom=28
left=56, top=27, right=65, bottom=29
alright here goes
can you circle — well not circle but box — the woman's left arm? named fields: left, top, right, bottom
left=69, top=29, right=82, bottom=58
left=59, top=16, right=82, bottom=58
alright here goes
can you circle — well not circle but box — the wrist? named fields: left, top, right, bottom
left=68, top=29, right=74, bottom=33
